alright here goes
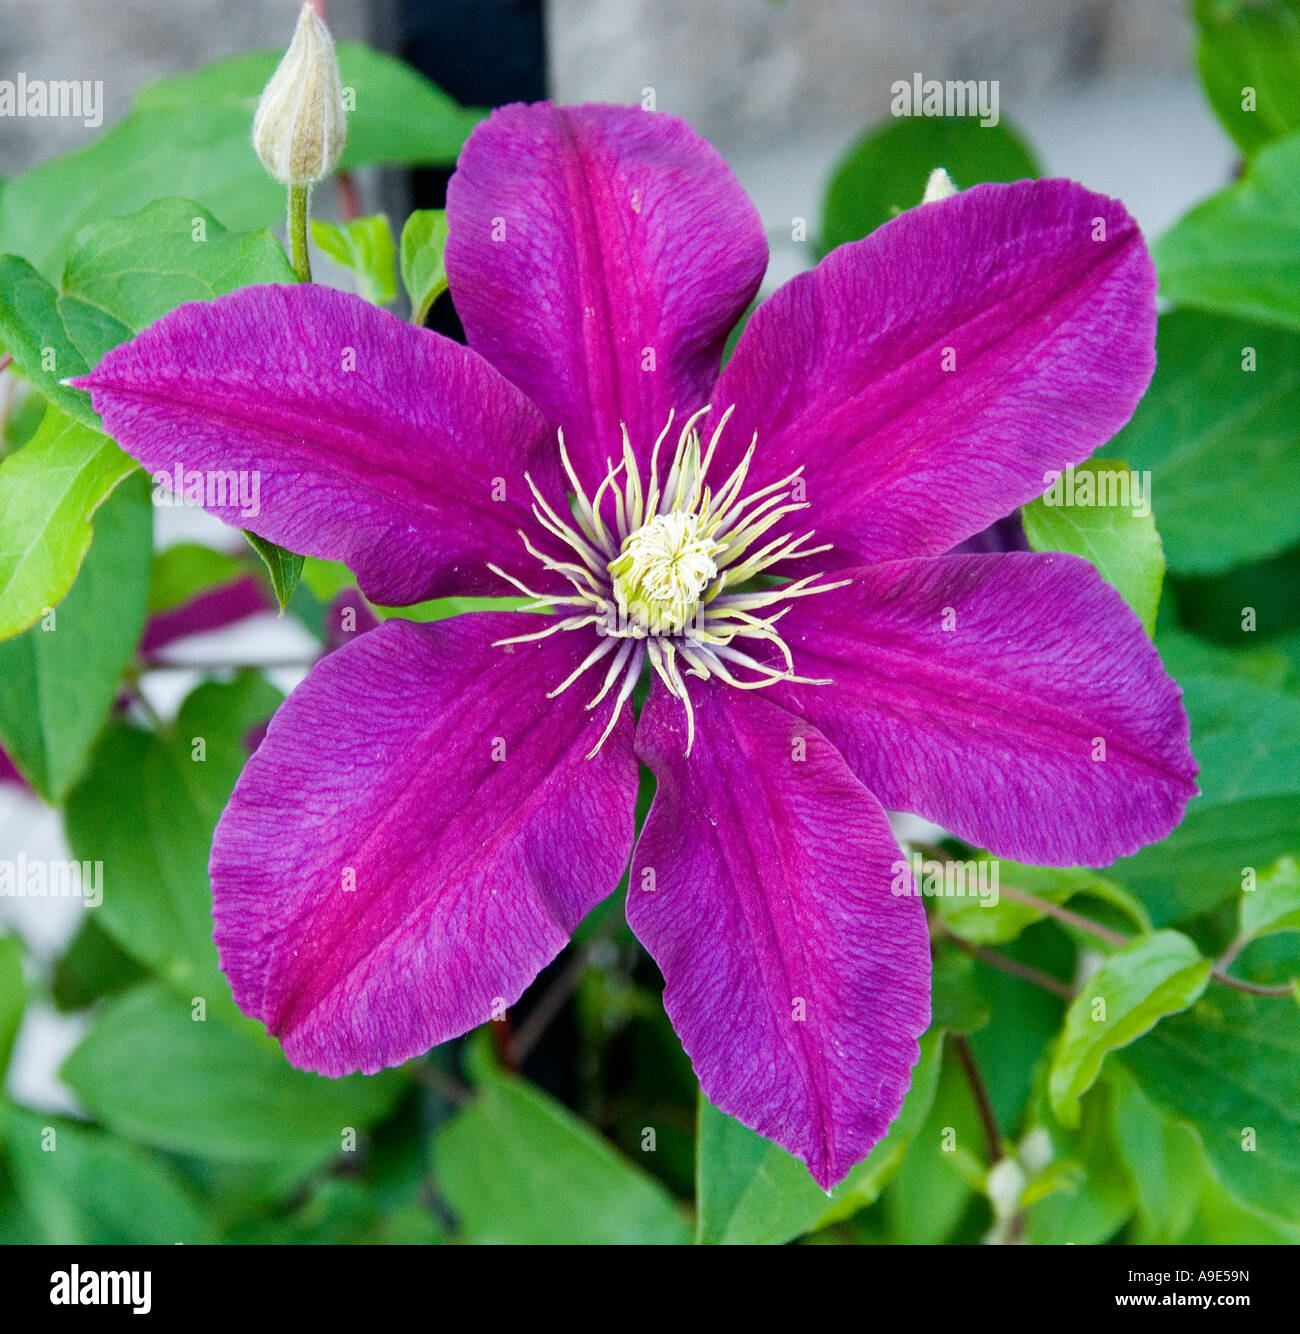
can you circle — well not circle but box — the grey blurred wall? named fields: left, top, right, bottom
left=0, top=0, right=1234, bottom=275
left=546, top=0, right=1228, bottom=286
left=547, top=0, right=1192, bottom=145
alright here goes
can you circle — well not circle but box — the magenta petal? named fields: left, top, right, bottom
left=76, top=285, right=556, bottom=605
left=141, top=574, right=272, bottom=657
left=629, top=680, right=930, bottom=1190
left=211, top=613, right=638, bottom=1075
left=446, top=102, right=767, bottom=489
left=774, top=554, right=1198, bottom=866
left=323, top=587, right=380, bottom=651
left=711, top=179, right=1157, bottom=564
left=0, top=746, right=28, bottom=792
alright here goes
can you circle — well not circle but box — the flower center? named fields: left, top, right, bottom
left=609, top=510, right=720, bottom=634
left=489, top=406, right=847, bottom=755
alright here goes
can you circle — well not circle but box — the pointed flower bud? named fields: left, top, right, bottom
left=252, top=3, right=347, bottom=187
left=921, top=167, right=959, bottom=204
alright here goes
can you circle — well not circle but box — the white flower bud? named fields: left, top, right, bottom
left=986, top=1156, right=1027, bottom=1221
left=922, top=167, right=959, bottom=204
left=252, top=3, right=347, bottom=187
left=1017, top=1126, right=1055, bottom=1174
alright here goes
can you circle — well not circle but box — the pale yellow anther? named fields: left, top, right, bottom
left=609, top=510, right=720, bottom=634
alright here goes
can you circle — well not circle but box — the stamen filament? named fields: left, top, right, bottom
left=546, top=635, right=619, bottom=698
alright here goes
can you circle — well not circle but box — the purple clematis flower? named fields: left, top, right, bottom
left=76, top=103, right=1197, bottom=1189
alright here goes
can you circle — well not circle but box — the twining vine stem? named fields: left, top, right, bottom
left=995, top=884, right=1129, bottom=948
left=930, top=919, right=1076, bottom=1001
left=950, top=1034, right=1002, bottom=1166
left=912, top=842, right=1294, bottom=999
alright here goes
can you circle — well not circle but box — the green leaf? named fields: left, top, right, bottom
left=0, top=44, right=483, bottom=282
left=399, top=209, right=449, bottom=324
left=244, top=531, right=303, bottom=612
left=966, top=924, right=1073, bottom=1133
left=294, top=556, right=522, bottom=627
left=1098, top=310, right=1300, bottom=574
left=1118, top=989, right=1300, bottom=1222
left=1049, top=930, right=1212, bottom=1129
left=299, top=556, right=356, bottom=603
left=62, top=981, right=402, bottom=1164
left=882, top=1044, right=985, bottom=1243
left=0, top=934, right=23, bottom=1080
left=935, top=888, right=1044, bottom=948
left=1156, top=622, right=1299, bottom=692
left=1023, top=1080, right=1133, bottom=1245
left=1241, top=855, right=1300, bottom=939
left=0, top=199, right=293, bottom=426
left=434, top=1051, right=689, bottom=1245
left=1184, top=1174, right=1300, bottom=1243
left=0, top=199, right=296, bottom=638
left=372, top=595, right=523, bottom=622
left=1022, top=459, right=1164, bottom=634
left=0, top=472, right=150, bottom=801
left=820, top=115, right=1038, bottom=254
left=1108, top=672, right=1300, bottom=924
left=0, top=403, right=136, bottom=639
left=64, top=672, right=280, bottom=1006
left=56, top=197, right=294, bottom=365
left=147, top=542, right=246, bottom=613
left=0, top=255, right=95, bottom=427
left=2, top=1104, right=215, bottom=1244
left=321, top=46, right=485, bottom=168
left=1108, top=1065, right=1208, bottom=1244
left=1194, top=0, right=1300, bottom=155
left=694, top=1028, right=944, bottom=1244
left=0, top=1156, right=37, bottom=1244
left=1154, top=130, right=1300, bottom=331
left=1174, top=543, right=1300, bottom=645
left=50, top=916, right=148, bottom=1013
left=225, top=1175, right=445, bottom=1245
left=929, top=953, right=992, bottom=1034
left=311, top=214, right=397, bottom=305
left=2, top=380, right=45, bottom=450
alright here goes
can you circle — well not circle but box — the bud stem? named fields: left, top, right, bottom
left=287, top=184, right=312, bottom=283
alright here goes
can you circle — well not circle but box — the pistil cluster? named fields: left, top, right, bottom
left=491, top=406, right=846, bottom=754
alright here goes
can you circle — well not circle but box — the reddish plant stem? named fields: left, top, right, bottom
left=931, top=920, right=1076, bottom=1001
left=489, top=1012, right=518, bottom=1072
left=995, top=884, right=1129, bottom=948
left=336, top=171, right=362, bottom=223
left=951, top=1034, right=1002, bottom=1166
left=916, top=842, right=1296, bottom=999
